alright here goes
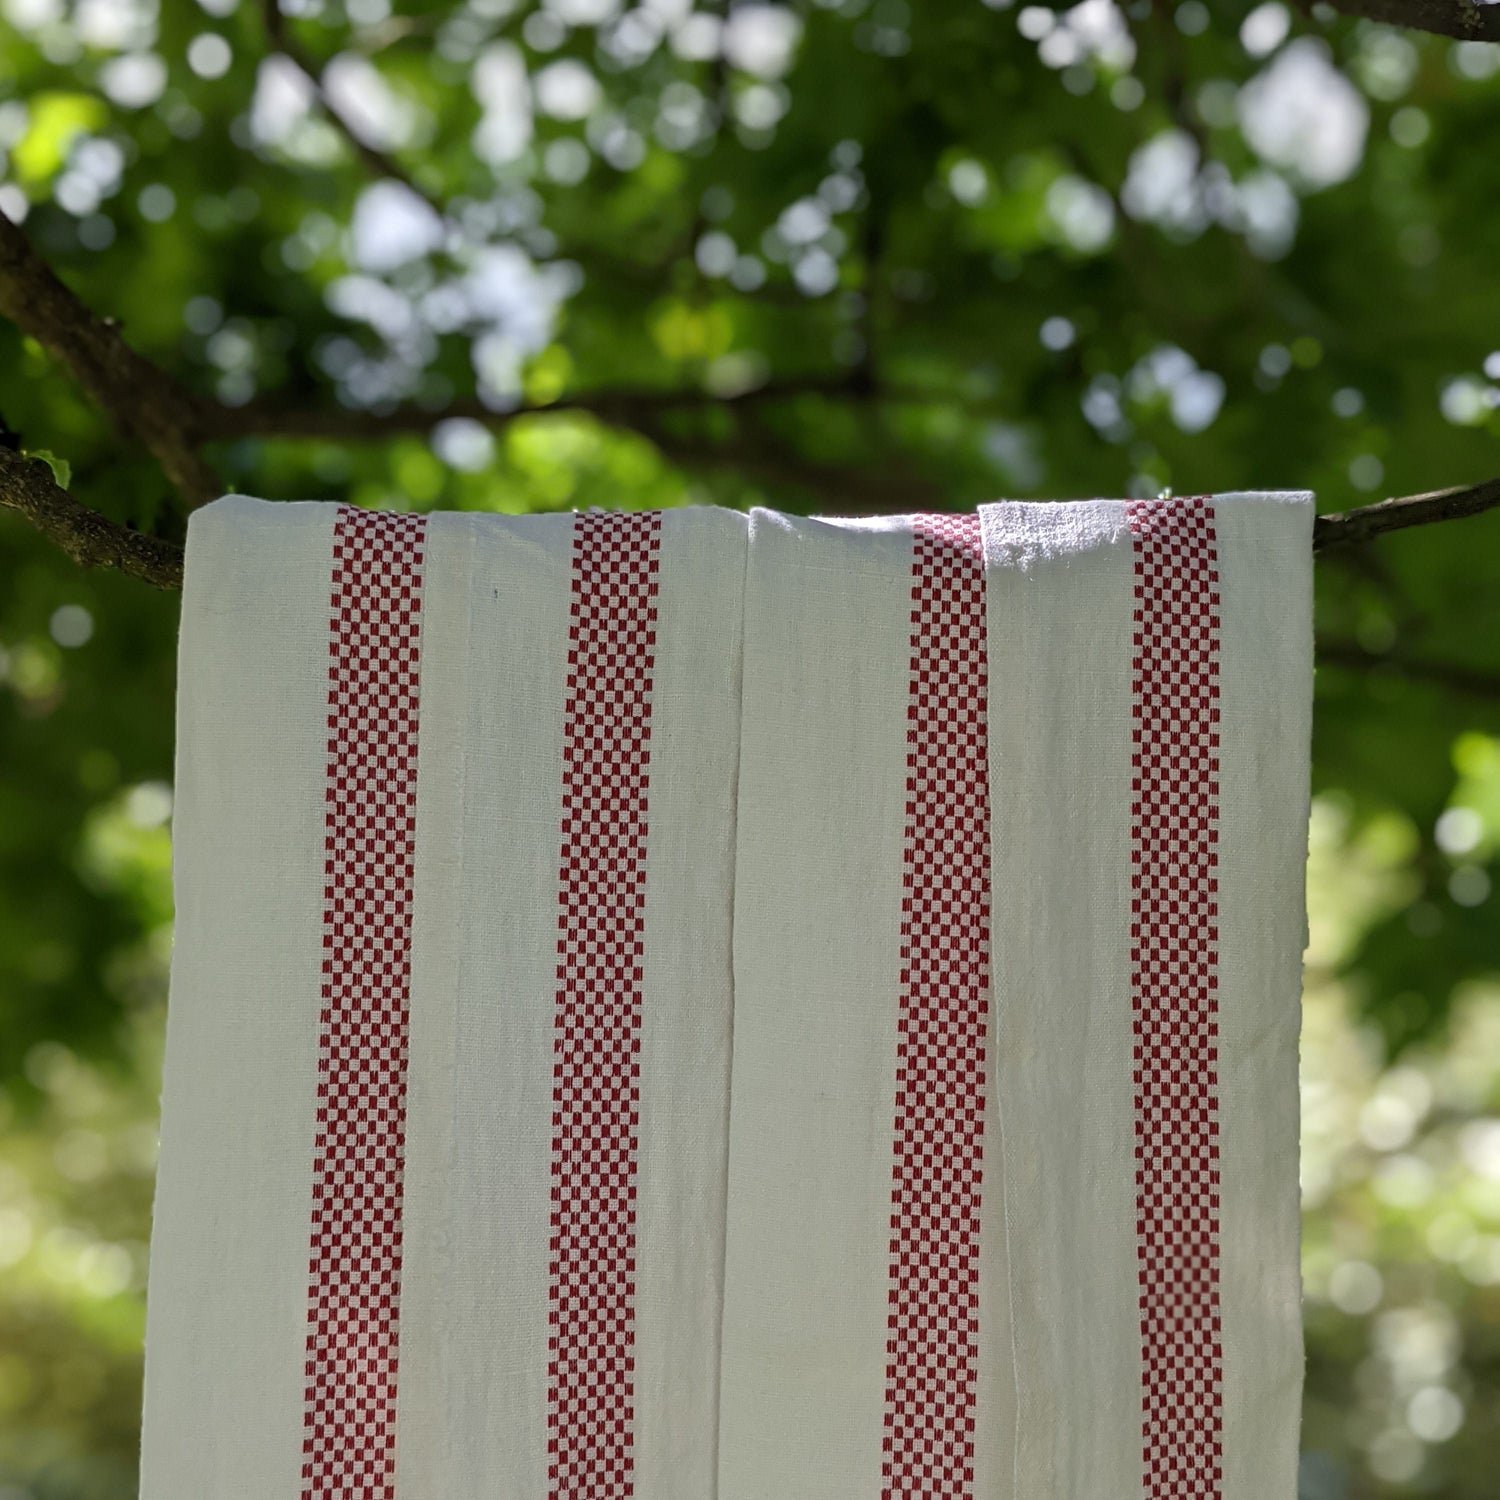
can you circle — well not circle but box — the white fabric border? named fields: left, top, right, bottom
left=141, top=497, right=338, bottom=1500
left=1214, top=492, right=1312, bottom=1500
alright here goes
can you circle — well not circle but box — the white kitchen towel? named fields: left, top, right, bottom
left=142, top=491, right=1311, bottom=1500
left=717, top=494, right=1311, bottom=1500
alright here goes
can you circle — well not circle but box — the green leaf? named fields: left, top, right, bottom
left=26, top=448, right=71, bottom=489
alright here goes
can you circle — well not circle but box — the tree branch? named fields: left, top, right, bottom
left=1318, top=638, right=1500, bottom=703
left=5, top=184, right=1500, bottom=585
left=0, top=447, right=184, bottom=589
left=259, top=0, right=447, bottom=220
left=0, top=211, right=219, bottom=510
left=206, top=375, right=859, bottom=442
left=637, top=417, right=944, bottom=515
left=1315, top=0, right=1500, bottom=41
left=4, top=435, right=1496, bottom=598
left=1312, top=478, right=1500, bottom=552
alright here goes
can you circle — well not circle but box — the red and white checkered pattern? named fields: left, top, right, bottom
left=304, top=506, right=426, bottom=1500
left=1126, top=496, right=1224, bottom=1500
left=882, top=514, right=991, bottom=1500
left=549, top=510, right=662, bottom=1500
left=144, top=493, right=1310, bottom=1500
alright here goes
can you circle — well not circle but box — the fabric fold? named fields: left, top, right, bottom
left=717, top=510, right=1014, bottom=1500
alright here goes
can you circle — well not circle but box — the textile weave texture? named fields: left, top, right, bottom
left=141, top=493, right=1312, bottom=1500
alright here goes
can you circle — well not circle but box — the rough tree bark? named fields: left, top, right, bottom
left=1316, top=0, right=1500, bottom=43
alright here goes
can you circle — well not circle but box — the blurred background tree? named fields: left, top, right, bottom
left=1, top=0, right=1498, bottom=1495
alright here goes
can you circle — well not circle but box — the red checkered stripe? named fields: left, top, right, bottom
left=1125, top=496, right=1225, bottom=1499
left=304, top=507, right=426, bottom=1500
left=549, top=510, right=662, bottom=1500
left=882, top=514, right=992, bottom=1500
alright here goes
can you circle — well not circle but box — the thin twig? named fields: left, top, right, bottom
left=260, top=0, right=447, bottom=220
left=1313, top=478, right=1500, bottom=551
left=1146, top=0, right=1215, bottom=167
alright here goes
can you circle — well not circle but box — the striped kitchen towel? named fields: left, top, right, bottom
left=141, top=492, right=1312, bottom=1500
left=718, top=498, right=1310, bottom=1500
left=143, top=500, right=746, bottom=1500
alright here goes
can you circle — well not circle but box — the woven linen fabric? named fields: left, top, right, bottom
left=141, top=491, right=1312, bottom=1500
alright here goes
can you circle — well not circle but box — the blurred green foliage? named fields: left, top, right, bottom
left=1, top=0, right=1499, bottom=1496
